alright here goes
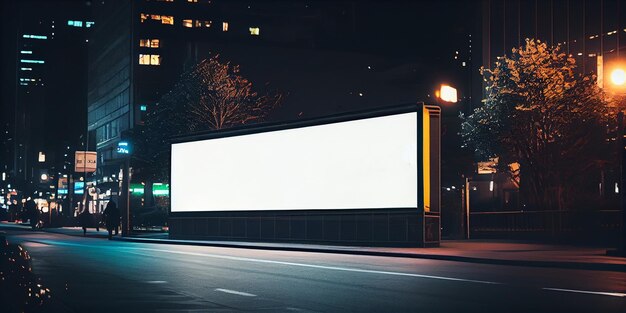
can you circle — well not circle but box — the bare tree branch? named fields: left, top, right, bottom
left=136, top=55, right=285, bottom=182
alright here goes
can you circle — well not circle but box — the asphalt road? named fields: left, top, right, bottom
left=2, top=228, right=625, bottom=313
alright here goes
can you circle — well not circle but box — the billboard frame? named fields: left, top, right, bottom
left=169, top=103, right=440, bottom=247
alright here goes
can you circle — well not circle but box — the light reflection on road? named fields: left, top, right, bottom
left=0, top=241, right=56, bottom=313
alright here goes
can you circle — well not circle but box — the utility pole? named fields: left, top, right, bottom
left=462, top=176, right=471, bottom=239
left=118, top=132, right=133, bottom=237
left=621, top=111, right=626, bottom=254
left=121, top=156, right=130, bottom=237
left=608, top=111, right=626, bottom=256
left=606, top=78, right=626, bottom=257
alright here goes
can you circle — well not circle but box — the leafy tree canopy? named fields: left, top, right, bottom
left=461, top=39, right=613, bottom=210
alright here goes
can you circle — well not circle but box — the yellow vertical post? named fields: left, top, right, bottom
left=422, top=106, right=431, bottom=212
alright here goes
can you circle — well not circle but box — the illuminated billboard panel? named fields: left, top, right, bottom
left=74, top=182, right=84, bottom=195
left=171, top=112, right=418, bottom=212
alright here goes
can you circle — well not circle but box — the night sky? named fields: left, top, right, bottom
left=0, top=0, right=475, bottom=119
left=0, top=0, right=476, bottom=181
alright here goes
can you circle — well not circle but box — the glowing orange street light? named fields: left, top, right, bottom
left=611, top=68, right=626, bottom=86
left=438, top=85, right=458, bottom=103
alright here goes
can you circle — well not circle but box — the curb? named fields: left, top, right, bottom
left=4, top=223, right=622, bottom=273
left=1, top=224, right=110, bottom=239
left=112, top=236, right=626, bottom=273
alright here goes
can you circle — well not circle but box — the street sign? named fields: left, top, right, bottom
left=57, top=177, right=68, bottom=195
left=117, top=141, right=131, bottom=154
left=74, top=182, right=84, bottom=194
left=75, top=151, right=97, bottom=173
left=477, top=157, right=498, bottom=174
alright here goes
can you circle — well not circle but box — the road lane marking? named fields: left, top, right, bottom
left=542, top=288, right=626, bottom=298
left=25, top=239, right=626, bottom=299
left=132, top=247, right=501, bottom=285
left=215, top=288, right=257, bottom=297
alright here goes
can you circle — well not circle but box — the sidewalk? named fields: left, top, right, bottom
left=117, top=234, right=626, bottom=272
left=2, top=222, right=625, bottom=272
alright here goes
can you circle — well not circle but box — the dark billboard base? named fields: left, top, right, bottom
left=169, top=210, right=439, bottom=248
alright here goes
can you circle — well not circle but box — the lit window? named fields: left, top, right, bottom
left=20, top=67, right=32, bottom=71
left=86, top=21, right=95, bottom=28
left=188, top=0, right=198, bottom=2
left=141, top=14, right=172, bottom=25
left=201, top=20, right=211, bottom=27
left=150, top=55, right=161, bottom=65
left=20, top=59, right=44, bottom=64
left=161, top=15, right=174, bottom=25
left=249, top=27, right=260, bottom=35
left=140, top=105, right=147, bottom=111
left=222, top=22, right=228, bottom=31
left=22, top=34, right=47, bottom=40
left=68, top=20, right=84, bottom=27
left=183, top=19, right=193, bottom=28
left=140, top=39, right=160, bottom=48
left=20, top=50, right=32, bottom=54
left=139, top=54, right=161, bottom=66
left=139, top=54, right=151, bottom=65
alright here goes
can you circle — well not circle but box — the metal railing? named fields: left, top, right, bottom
left=469, top=209, right=622, bottom=241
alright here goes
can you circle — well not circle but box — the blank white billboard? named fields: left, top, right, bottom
left=171, top=112, right=418, bottom=212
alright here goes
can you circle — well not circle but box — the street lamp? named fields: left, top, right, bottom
left=607, top=64, right=626, bottom=257
left=437, top=85, right=458, bottom=103
left=611, top=68, right=626, bottom=86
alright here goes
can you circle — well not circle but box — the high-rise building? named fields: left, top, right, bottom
left=481, top=0, right=626, bottom=83
left=3, top=0, right=92, bottom=211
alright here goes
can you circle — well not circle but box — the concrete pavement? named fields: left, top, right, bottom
left=2, top=221, right=625, bottom=272
left=115, top=235, right=626, bottom=272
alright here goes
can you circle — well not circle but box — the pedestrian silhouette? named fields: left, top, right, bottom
left=78, top=207, right=97, bottom=236
left=25, top=199, right=39, bottom=230
left=103, top=200, right=120, bottom=240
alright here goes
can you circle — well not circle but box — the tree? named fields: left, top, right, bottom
left=137, top=55, right=284, bottom=182
left=461, top=39, right=613, bottom=211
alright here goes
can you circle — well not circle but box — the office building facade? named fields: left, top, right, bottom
left=3, top=0, right=92, bottom=214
